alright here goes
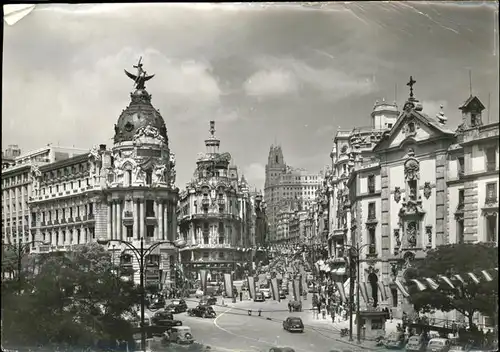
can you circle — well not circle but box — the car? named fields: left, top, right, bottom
left=279, top=290, right=287, bottom=299
left=162, top=326, right=194, bottom=345
left=149, top=298, right=166, bottom=310
left=195, top=289, right=205, bottom=298
left=167, top=299, right=188, bottom=313
left=426, top=338, right=451, bottom=352
left=254, top=292, right=265, bottom=302
left=406, top=335, right=428, bottom=352
left=283, top=317, right=304, bottom=333
left=269, top=348, right=295, bottom=352
left=260, top=288, right=271, bottom=299
left=199, top=296, right=217, bottom=306
left=151, top=310, right=183, bottom=329
left=187, top=305, right=216, bottom=318
left=384, top=331, right=406, bottom=350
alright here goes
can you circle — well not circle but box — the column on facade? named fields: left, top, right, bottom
left=133, top=198, right=139, bottom=240
left=164, top=203, right=169, bottom=242
left=172, top=203, right=178, bottom=241
left=116, top=200, right=122, bottom=241
left=158, top=201, right=164, bottom=240
left=139, top=200, right=145, bottom=240
left=153, top=200, right=159, bottom=241
left=107, top=202, right=112, bottom=240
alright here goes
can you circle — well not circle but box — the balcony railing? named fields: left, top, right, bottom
left=61, top=219, right=66, bottom=224
left=485, top=197, right=498, bottom=205
left=87, top=214, right=94, bottom=220
left=202, top=198, right=210, bottom=206
left=124, top=211, right=133, bottom=218
left=53, top=220, right=59, bottom=225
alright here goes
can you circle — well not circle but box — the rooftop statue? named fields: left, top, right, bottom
left=124, top=57, right=155, bottom=90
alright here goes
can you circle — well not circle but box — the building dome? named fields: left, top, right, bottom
left=113, top=89, right=168, bottom=144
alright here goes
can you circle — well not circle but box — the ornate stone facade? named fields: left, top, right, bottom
left=343, top=78, right=499, bottom=325
left=177, top=121, right=254, bottom=281
left=30, top=61, right=180, bottom=288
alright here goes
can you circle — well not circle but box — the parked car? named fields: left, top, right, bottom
left=279, top=290, right=287, bottom=299
left=269, top=348, right=295, bottom=352
left=426, top=338, right=451, bottom=352
left=195, top=289, right=205, bottom=298
left=199, top=296, right=217, bottom=306
left=254, top=292, right=265, bottom=302
left=187, top=305, right=217, bottom=318
left=151, top=310, right=183, bottom=328
left=149, top=297, right=166, bottom=310
left=406, top=335, right=427, bottom=352
left=384, top=331, right=406, bottom=349
left=162, top=326, right=194, bottom=345
left=283, top=317, right=304, bottom=333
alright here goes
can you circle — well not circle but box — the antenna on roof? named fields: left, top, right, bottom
left=469, top=69, right=473, bottom=96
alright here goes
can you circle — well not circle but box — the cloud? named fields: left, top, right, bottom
left=246, top=56, right=377, bottom=100
left=242, top=162, right=266, bottom=189
left=243, top=69, right=298, bottom=96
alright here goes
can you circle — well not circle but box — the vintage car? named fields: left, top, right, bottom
left=148, top=297, right=166, bottom=310
left=406, top=335, right=428, bottom=352
left=187, top=305, right=217, bottom=318
left=279, top=290, right=287, bottom=299
left=283, top=316, right=304, bottom=333
left=151, top=310, right=182, bottom=329
left=162, top=326, right=194, bottom=345
left=426, top=338, right=451, bottom=352
left=165, top=299, right=188, bottom=314
left=254, top=292, right=265, bottom=302
left=384, top=331, right=406, bottom=350
left=199, top=296, right=217, bottom=306
left=269, top=348, right=295, bottom=352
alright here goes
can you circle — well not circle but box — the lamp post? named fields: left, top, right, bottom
left=2, top=239, right=50, bottom=293
left=97, top=237, right=186, bottom=352
left=344, top=243, right=374, bottom=343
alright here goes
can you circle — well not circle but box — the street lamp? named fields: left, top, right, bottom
left=97, top=237, right=186, bottom=352
left=344, top=243, right=374, bottom=344
left=1, top=239, right=51, bottom=293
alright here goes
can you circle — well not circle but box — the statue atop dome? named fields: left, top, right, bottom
left=124, top=57, right=155, bottom=90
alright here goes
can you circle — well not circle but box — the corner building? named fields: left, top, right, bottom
left=177, top=121, right=253, bottom=281
left=31, top=64, right=179, bottom=287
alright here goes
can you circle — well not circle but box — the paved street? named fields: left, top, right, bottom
left=147, top=296, right=384, bottom=352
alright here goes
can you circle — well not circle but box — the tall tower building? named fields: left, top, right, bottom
left=264, top=145, right=322, bottom=244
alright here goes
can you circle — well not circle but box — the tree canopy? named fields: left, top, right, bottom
left=405, top=242, right=498, bottom=326
left=2, top=243, right=140, bottom=350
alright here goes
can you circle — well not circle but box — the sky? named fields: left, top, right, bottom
left=2, top=2, right=499, bottom=190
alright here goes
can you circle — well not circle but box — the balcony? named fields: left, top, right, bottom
left=486, top=162, right=496, bottom=172
left=75, top=216, right=81, bottom=222
left=61, top=219, right=66, bottom=224
left=53, top=219, right=59, bottom=225
left=87, top=214, right=94, bottom=220
left=68, top=218, right=73, bottom=223
left=201, top=198, right=210, bottom=207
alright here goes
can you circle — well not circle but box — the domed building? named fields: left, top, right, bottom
left=30, top=59, right=180, bottom=290
left=177, top=121, right=254, bottom=282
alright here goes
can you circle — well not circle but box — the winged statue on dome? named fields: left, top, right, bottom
left=124, top=57, right=155, bottom=90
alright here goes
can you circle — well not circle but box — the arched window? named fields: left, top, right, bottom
left=275, top=155, right=279, bottom=163
left=145, top=170, right=152, bottom=185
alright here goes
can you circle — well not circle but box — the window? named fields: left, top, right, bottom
left=146, top=225, right=154, bottom=238
left=126, top=226, right=133, bottom=238
left=218, top=222, right=225, bottom=244
left=69, top=207, right=73, bottom=219
left=457, top=218, right=464, bottom=244
left=486, top=183, right=498, bottom=203
left=486, top=214, right=497, bottom=243
left=471, top=113, right=479, bottom=127
left=146, top=200, right=155, bottom=217
left=78, top=180, right=81, bottom=188
left=88, top=203, right=93, bottom=215
left=458, top=157, right=465, bottom=177
left=388, top=123, right=393, bottom=129
left=76, top=229, right=81, bottom=244
left=62, top=230, right=66, bottom=243
left=218, top=252, right=225, bottom=259
left=368, top=202, right=376, bottom=220
left=486, top=148, right=496, bottom=171
left=391, top=288, right=398, bottom=307
left=145, top=170, right=152, bottom=185
left=203, top=223, right=209, bottom=244
left=203, top=252, right=209, bottom=259
left=368, top=228, right=376, bottom=254
left=127, top=170, right=132, bottom=186
left=368, top=175, right=375, bottom=194
left=275, top=155, right=278, bottom=163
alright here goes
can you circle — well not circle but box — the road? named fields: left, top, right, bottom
left=147, top=295, right=375, bottom=352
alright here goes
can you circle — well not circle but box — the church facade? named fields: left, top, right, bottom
left=344, top=79, right=499, bottom=326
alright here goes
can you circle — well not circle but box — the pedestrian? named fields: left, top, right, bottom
left=312, top=305, right=318, bottom=319
left=322, top=306, right=326, bottom=320
left=331, top=309, right=336, bottom=323
left=288, top=300, right=292, bottom=313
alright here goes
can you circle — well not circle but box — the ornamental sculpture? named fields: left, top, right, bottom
left=30, top=164, right=41, bottom=180
left=425, top=225, right=433, bottom=247
left=394, top=187, right=402, bottom=203
left=133, top=125, right=165, bottom=143
left=407, top=221, right=417, bottom=247
left=394, top=229, right=401, bottom=254
left=153, top=164, right=166, bottom=184
left=124, top=57, right=155, bottom=90
left=423, top=182, right=432, bottom=199
left=88, top=145, right=101, bottom=162
left=404, top=158, right=420, bottom=181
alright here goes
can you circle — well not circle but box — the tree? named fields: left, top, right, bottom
left=2, top=243, right=140, bottom=349
left=406, top=243, right=498, bottom=328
